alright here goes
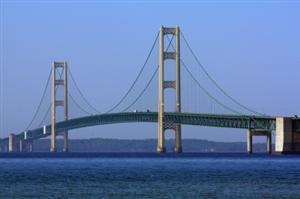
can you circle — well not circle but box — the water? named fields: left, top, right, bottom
left=0, top=153, right=300, bottom=198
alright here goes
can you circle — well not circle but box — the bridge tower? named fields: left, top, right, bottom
left=51, top=61, right=68, bottom=152
left=157, top=26, right=182, bottom=153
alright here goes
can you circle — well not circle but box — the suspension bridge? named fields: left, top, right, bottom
left=1, top=26, right=299, bottom=154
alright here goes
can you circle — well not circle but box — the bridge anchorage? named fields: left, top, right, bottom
left=1, top=25, right=300, bottom=154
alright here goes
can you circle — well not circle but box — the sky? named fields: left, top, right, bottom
left=0, top=0, right=300, bottom=143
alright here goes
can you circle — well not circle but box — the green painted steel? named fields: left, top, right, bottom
left=0, top=112, right=278, bottom=145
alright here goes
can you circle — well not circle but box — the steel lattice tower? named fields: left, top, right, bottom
left=51, top=61, right=68, bottom=152
left=157, top=26, right=182, bottom=153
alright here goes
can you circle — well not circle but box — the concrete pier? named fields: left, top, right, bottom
left=8, top=134, right=18, bottom=152
left=63, top=132, right=68, bottom=152
left=247, top=130, right=253, bottom=154
left=267, top=133, right=272, bottom=154
left=247, top=129, right=272, bottom=154
left=275, top=117, right=300, bottom=153
left=19, top=139, right=24, bottom=152
left=157, top=146, right=166, bottom=153
left=174, top=146, right=182, bottom=153
left=174, top=125, right=182, bottom=153
left=26, top=140, right=33, bottom=152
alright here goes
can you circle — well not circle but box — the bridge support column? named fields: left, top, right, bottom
left=247, top=130, right=252, bottom=154
left=157, top=26, right=182, bottom=153
left=8, top=134, right=18, bottom=152
left=247, top=129, right=272, bottom=154
left=28, top=141, right=33, bottom=152
left=63, top=132, right=68, bottom=152
left=174, top=125, right=182, bottom=153
left=51, top=61, right=68, bottom=152
left=266, top=132, right=272, bottom=154
left=19, top=139, right=24, bottom=152
left=275, top=117, right=300, bottom=153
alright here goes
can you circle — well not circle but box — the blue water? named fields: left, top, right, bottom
left=0, top=153, right=300, bottom=198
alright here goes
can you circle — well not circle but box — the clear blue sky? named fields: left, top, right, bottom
left=0, top=1, right=300, bottom=142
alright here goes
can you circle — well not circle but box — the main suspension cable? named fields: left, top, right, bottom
left=181, top=31, right=265, bottom=116
left=165, top=36, right=242, bottom=114
left=68, top=93, right=93, bottom=115
left=37, top=69, right=64, bottom=127
left=38, top=103, right=51, bottom=127
left=121, top=35, right=175, bottom=112
left=25, top=68, right=52, bottom=130
left=121, top=67, right=158, bottom=112
left=181, top=60, right=242, bottom=115
left=68, top=66, right=101, bottom=114
left=105, top=31, right=160, bottom=113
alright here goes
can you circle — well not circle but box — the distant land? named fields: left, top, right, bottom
left=32, top=138, right=270, bottom=152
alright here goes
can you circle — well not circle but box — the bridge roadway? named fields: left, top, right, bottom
left=1, top=112, right=284, bottom=145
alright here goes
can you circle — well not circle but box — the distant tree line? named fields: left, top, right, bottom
left=32, top=138, right=270, bottom=152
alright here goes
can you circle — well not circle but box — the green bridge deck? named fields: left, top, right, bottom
left=1, top=112, right=284, bottom=145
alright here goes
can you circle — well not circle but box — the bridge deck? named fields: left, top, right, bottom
left=1, top=112, right=279, bottom=145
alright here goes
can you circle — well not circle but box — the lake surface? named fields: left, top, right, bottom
left=0, top=153, right=300, bottom=198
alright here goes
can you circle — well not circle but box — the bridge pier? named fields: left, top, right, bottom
left=63, top=132, right=68, bottom=152
left=247, top=130, right=253, bottom=154
left=8, top=134, right=18, bottom=152
left=275, top=117, right=300, bottom=153
left=27, top=141, right=33, bottom=152
left=157, top=130, right=166, bottom=153
left=247, top=129, right=272, bottom=154
left=19, top=139, right=24, bottom=152
left=19, top=140, right=31, bottom=152
left=267, top=133, right=272, bottom=154
left=174, top=126, right=182, bottom=153
left=157, top=145, right=166, bottom=153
